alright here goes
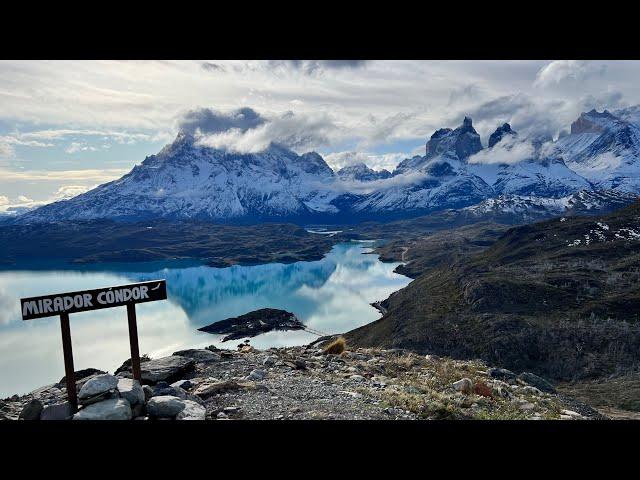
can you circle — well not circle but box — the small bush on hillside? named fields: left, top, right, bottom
left=323, top=337, right=346, bottom=355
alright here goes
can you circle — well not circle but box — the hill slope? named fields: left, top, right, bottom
left=347, top=201, right=640, bottom=381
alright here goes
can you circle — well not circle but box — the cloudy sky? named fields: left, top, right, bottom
left=1, top=59, right=639, bottom=212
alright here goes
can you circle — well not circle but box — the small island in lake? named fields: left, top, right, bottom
left=198, top=308, right=306, bottom=342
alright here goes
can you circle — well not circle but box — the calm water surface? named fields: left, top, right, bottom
left=0, top=242, right=410, bottom=396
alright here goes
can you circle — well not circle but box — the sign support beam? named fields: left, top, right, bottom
left=59, top=312, right=77, bottom=408
left=127, top=304, right=142, bottom=382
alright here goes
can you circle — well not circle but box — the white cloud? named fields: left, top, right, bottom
left=65, top=142, right=97, bottom=154
left=0, top=167, right=128, bottom=182
left=323, top=151, right=407, bottom=172
left=534, top=60, right=606, bottom=88
left=0, top=185, right=95, bottom=213
left=468, top=137, right=535, bottom=165
left=0, top=142, right=14, bottom=157
left=195, top=110, right=341, bottom=154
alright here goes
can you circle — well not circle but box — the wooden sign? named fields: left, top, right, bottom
left=21, top=280, right=167, bottom=320
left=20, top=280, right=167, bottom=408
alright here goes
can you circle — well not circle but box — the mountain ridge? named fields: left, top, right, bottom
left=13, top=107, right=640, bottom=225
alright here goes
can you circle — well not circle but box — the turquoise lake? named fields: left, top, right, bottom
left=0, top=242, right=411, bottom=397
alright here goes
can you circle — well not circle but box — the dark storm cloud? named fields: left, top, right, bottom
left=200, top=62, right=226, bottom=73
left=178, top=107, right=266, bottom=135
left=267, top=60, right=368, bottom=75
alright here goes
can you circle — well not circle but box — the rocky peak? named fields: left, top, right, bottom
left=571, top=109, right=620, bottom=135
left=425, top=117, right=482, bottom=161
left=488, top=123, right=517, bottom=148
left=337, top=163, right=392, bottom=181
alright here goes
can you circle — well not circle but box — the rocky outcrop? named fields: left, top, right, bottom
left=488, top=123, right=517, bottom=148
left=198, top=308, right=305, bottom=342
left=136, top=355, right=195, bottom=384
left=425, top=117, right=482, bottom=161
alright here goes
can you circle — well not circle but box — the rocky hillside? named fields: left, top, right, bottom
left=0, top=343, right=602, bottom=421
left=347, top=201, right=640, bottom=382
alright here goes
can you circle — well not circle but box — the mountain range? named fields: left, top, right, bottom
left=14, top=107, right=640, bottom=224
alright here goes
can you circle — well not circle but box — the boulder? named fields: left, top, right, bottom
left=142, top=385, right=154, bottom=401
left=488, top=368, right=517, bottom=382
left=78, top=374, right=118, bottom=403
left=172, top=349, right=220, bottom=363
left=73, top=398, right=132, bottom=420
left=117, top=378, right=145, bottom=406
left=452, top=378, right=473, bottom=394
left=40, top=402, right=74, bottom=421
left=19, top=399, right=43, bottom=420
left=139, top=356, right=195, bottom=384
left=518, top=372, right=556, bottom=393
left=175, top=400, right=206, bottom=420
left=147, top=395, right=186, bottom=418
left=171, top=380, right=193, bottom=390
left=245, top=369, right=266, bottom=381
left=57, top=368, right=106, bottom=388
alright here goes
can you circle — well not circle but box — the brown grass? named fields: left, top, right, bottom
left=323, top=337, right=346, bottom=355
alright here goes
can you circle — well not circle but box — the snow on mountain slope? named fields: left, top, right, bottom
left=336, top=163, right=391, bottom=181
left=22, top=133, right=342, bottom=222
left=553, top=109, right=640, bottom=192
left=16, top=109, right=640, bottom=225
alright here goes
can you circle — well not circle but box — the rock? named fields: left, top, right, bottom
left=78, top=374, right=118, bottom=403
left=452, top=378, right=473, bottom=394
left=521, top=386, right=543, bottom=396
left=284, top=359, right=307, bottom=370
left=488, top=368, right=517, bottom=382
left=117, top=378, right=144, bottom=406
left=560, top=409, right=583, bottom=419
left=142, top=385, right=154, bottom=401
left=171, top=379, right=193, bottom=390
left=349, top=375, right=367, bottom=382
left=518, top=372, right=556, bottom=393
left=154, top=385, right=187, bottom=400
left=519, top=402, right=536, bottom=411
left=73, top=398, right=132, bottom=420
left=19, top=399, right=43, bottom=420
left=57, top=368, right=106, bottom=388
left=132, top=403, right=146, bottom=418
left=172, top=349, right=220, bottom=363
left=193, top=380, right=260, bottom=399
left=175, top=400, right=206, bottom=420
left=217, top=412, right=228, bottom=419
left=147, top=395, right=186, bottom=418
left=246, top=369, right=266, bottom=381
left=139, top=355, right=195, bottom=384
left=80, top=389, right=118, bottom=406
left=263, top=356, right=277, bottom=367
left=40, top=402, right=74, bottom=420
left=224, top=406, right=240, bottom=414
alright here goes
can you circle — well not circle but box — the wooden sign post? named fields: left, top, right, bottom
left=20, top=280, right=167, bottom=408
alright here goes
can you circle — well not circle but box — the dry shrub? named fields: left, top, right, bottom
left=323, top=337, right=346, bottom=355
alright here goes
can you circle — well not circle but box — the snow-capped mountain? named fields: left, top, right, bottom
left=337, top=163, right=391, bottom=181
left=16, top=110, right=640, bottom=225
left=552, top=108, right=640, bottom=192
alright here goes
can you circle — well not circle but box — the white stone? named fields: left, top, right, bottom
left=117, top=378, right=145, bottom=406
left=147, top=395, right=186, bottom=418
left=175, top=400, right=206, bottom=420
left=452, top=378, right=473, bottom=394
left=73, top=398, right=132, bottom=420
left=78, top=374, right=118, bottom=401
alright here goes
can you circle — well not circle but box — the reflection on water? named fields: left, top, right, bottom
left=0, top=242, right=410, bottom=396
